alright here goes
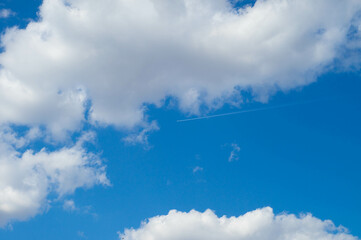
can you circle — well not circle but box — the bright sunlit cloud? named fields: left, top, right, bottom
left=1, top=0, right=361, bottom=135
left=119, top=207, right=358, bottom=240
left=1, top=0, right=361, bottom=229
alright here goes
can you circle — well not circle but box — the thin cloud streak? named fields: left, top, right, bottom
left=177, top=99, right=323, bottom=123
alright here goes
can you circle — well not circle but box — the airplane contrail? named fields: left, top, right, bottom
left=176, top=99, right=320, bottom=123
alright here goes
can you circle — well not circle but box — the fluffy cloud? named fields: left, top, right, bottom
left=1, top=0, right=361, bottom=227
left=1, top=0, right=361, bottom=135
left=119, top=207, right=358, bottom=240
left=0, top=131, right=109, bottom=227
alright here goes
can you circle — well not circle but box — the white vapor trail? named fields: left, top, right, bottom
left=177, top=100, right=321, bottom=122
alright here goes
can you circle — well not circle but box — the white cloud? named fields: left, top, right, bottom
left=0, top=0, right=361, bottom=136
left=0, top=125, right=42, bottom=149
left=0, top=9, right=14, bottom=19
left=193, top=166, right=203, bottom=173
left=228, top=143, right=241, bottom=162
left=1, top=0, right=361, bottom=228
left=0, top=132, right=109, bottom=227
left=119, top=207, right=358, bottom=240
left=123, top=121, right=159, bottom=147
left=63, top=199, right=77, bottom=212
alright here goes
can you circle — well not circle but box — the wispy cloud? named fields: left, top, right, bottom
left=0, top=9, right=15, bottom=19
left=63, top=200, right=77, bottom=212
left=193, top=166, right=203, bottom=174
left=228, top=143, right=241, bottom=162
left=77, top=231, right=87, bottom=239
left=123, top=121, right=159, bottom=147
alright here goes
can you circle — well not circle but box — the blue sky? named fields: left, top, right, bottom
left=0, top=1, right=360, bottom=240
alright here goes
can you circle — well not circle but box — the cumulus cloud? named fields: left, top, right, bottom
left=119, top=207, right=358, bottom=240
left=1, top=0, right=361, bottom=227
left=0, top=132, right=109, bottom=227
left=1, top=0, right=361, bottom=135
